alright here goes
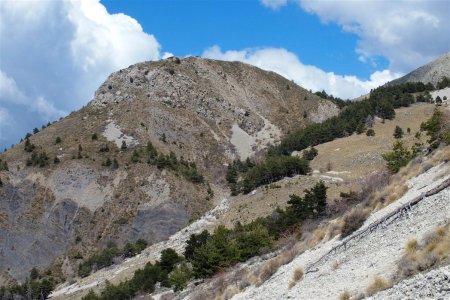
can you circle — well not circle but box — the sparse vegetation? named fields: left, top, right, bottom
left=26, top=151, right=49, bottom=167
left=0, top=267, right=54, bottom=300
left=146, top=142, right=204, bottom=183
left=340, top=207, right=368, bottom=238
left=78, top=239, right=148, bottom=277
left=382, top=140, right=416, bottom=173
left=98, top=181, right=319, bottom=292
left=102, top=157, right=112, bottom=167
left=0, top=159, right=8, bottom=171
left=420, top=108, right=450, bottom=148
left=396, top=224, right=450, bottom=279
left=268, top=81, right=428, bottom=157
left=24, top=137, right=36, bottom=152
left=80, top=248, right=185, bottom=300
left=288, top=267, right=303, bottom=289
left=339, top=289, right=351, bottom=300
left=365, top=276, right=391, bottom=296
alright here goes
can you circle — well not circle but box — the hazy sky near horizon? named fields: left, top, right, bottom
left=0, top=0, right=449, bottom=149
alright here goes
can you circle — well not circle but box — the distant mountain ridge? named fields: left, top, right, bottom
left=387, top=52, right=450, bottom=87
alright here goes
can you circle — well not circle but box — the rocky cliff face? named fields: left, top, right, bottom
left=0, top=57, right=338, bottom=284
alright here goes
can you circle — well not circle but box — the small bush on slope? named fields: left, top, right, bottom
left=288, top=267, right=304, bottom=289
left=365, top=276, right=391, bottom=296
left=396, top=223, right=450, bottom=279
left=340, top=207, right=368, bottom=238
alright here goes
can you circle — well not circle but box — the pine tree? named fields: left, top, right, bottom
left=394, top=126, right=404, bottom=139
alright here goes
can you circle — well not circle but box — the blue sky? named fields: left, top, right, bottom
left=0, top=0, right=449, bottom=150
left=102, top=0, right=385, bottom=79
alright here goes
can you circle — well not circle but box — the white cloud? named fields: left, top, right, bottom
left=0, top=0, right=163, bottom=148
left=0, top=107, right=14, bottom=142
left=34, top=96, right=66, bottom=120
left=67, top=0, right=160, bottom=73
left=298, top=0, right=449, bottom=73
left=203, top=46, right=401, bottom=99
left=0, top=70, right=27, bottom=104
left=260, top=0, right=288, bottom=10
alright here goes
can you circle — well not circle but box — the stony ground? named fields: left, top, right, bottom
left=368, top=264, right=450, bottom=300
left=232, top=161, right=450, bottom=300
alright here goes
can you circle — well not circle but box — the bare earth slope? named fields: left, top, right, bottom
left=0, top=57, right=337, bottom=284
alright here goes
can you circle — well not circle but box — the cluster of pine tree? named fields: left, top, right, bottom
left=26, top=151, right=49, bottom=167
left=436, top=76, right=450, bottom=89
left=269, top=81, right=438, bottom=157
left=226, top=156, right=310, bottom=194
left=82, top=248, right=184, bottom=300
left=79, top=181, right=328, bottom=298
left=314, top=90, right=351, bottom=109
left=383, top=108, right=450, bottom=173
left=0, top=268, right=54, bottom=300
left=420, top=108, right=450, bottom=147
left=145, top=142, right=204, bottom=183
left=78, top=239, right=148, bottom=278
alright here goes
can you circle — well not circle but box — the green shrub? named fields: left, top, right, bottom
left=366, top=129, right=375, bottom=136
left=382, top=141, right=415, bottom=173
left=169, top=262, right=193, bottom=292
left=26, top=151, right=49, bottom=167
left=160, top=248, right=182, bottom=273
left=24, top=137, right=35, bottom=152
left=184, top=230, right=211, bottom=261
left=239, top=156, right=310, bottom=194
left=421, top=109, right=450, bottom=146
left=394, top=126, right=404, bottom=139
left=302, top=146, right=318, bottom=160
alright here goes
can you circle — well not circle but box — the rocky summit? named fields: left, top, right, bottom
left=0, top=57, right=337, bottom=284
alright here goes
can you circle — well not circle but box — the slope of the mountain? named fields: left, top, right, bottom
left=388, top=52, right=450, bottom=86
left=0, top=57, right=338, bottom=284
left=230, top=161, right=450, bottom=300
left=353, top=52, right=450, bottom=101
left=46, top=103, right=442, bottom=300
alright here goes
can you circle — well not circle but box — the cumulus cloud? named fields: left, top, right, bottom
left=0, top=71, right=27, bottom=104
left=203, top=46, right=401, bottom=99
left=0, top=0, right=162, bottom=148
left=298, top=0, right=449, bottom=73
left=0, top=107, right=14, bottom=143
left=260, top=0, right=288, bottom=10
